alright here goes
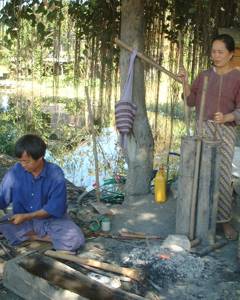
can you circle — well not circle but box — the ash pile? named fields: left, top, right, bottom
left=122, top=235, right=205, bottom=288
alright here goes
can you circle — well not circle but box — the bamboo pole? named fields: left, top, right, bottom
left=115, top=38, right=182, bottom=83
left=85, top=86, right=101, bottom=202
left=178, top=31, right=190, bottom=135
left=189, top=76, right=208, bottom=240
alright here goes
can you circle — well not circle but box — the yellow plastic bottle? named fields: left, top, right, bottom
left=154, top=166, right=167, bottom=203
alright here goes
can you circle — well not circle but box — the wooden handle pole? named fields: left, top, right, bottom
left=178, top=31, right=190, bottom=135
left=115, top=38, right=182, bottom=83
left=45, top=250, right=144, bottom=282
left=198, top=76, right=209, bottom=136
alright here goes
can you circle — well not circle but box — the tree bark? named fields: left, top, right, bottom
left=120, top=0, right=154, bottom=195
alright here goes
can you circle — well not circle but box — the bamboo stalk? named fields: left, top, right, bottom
left=85, top=86, right=101, bottom=202
left=115, top=38, right=182, bottom=83
left=178, top=31, right=190, bottom=135
left=45, top=250, right=144, bottom=282
left=189, top=76, right=208, bottom=240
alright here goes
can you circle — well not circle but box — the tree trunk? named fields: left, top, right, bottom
left=120, top=0, right=154, bottom=195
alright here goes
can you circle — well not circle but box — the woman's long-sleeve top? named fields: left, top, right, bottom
left=187, top=68, right=240, bottom=126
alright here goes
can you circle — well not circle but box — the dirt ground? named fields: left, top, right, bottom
left=0, top=154, right=240, bottom=299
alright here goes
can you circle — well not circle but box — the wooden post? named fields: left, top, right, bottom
left=176, top=136, right=197, bottom=235
left=195, top=139, right=220, bottom=244
left=176, top=76, right=221, bottom=243
left=176, top=136, right=221, bottom=243
left=85, top=86, right=101, bottom=202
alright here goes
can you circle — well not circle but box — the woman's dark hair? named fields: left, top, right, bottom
left=211, top=34, right=235, bottom=52
left=15, top=134, right=47, bottom=160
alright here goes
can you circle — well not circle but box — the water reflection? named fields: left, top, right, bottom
left=46, top=128, right=126, bottom=189
left=0, top=94, right=9, bottom=111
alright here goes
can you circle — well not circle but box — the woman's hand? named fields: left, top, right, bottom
left=214, top=112, right=225, bottom=124
left=177, top=66, right=188, bottom=83
left=214, top=112, right=235, bottom=124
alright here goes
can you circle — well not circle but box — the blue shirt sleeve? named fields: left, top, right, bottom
left=42, top=169, right=67, bottom=218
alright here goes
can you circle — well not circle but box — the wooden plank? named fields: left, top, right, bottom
left=3, top=253, right=146, bottom=300
left=176, top=136, right=197, bottom=236
left=195, top=139, right=220, bottom=244
left=119, top=230, right=162, bottom=239
left=45, top=250, right=144, bottom=282
left=3, top=253, right=86, bottom=300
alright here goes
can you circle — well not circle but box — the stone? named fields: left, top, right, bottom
left=162, top=234, right=191, bottom=252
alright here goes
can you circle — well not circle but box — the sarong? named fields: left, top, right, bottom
left=0, top=214, right=85, bottom=251
left=202, top=121, right=236, bottom=223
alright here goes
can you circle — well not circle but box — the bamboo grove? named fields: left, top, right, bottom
left=0, top=0, right=239, bottom=146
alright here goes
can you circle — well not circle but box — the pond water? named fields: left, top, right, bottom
left=45, top=128, right=126, bottom=190
left=1, top=90, right=240, bottom=193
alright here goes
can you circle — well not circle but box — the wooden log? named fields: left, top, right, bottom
left=197, top=239, right=227, bottom=257
left=195, top=139, right=220, bottom=244
left=115, top=38, right=182, bottom=83
left=45, top=250, right=144, bottom=282
left=80, top=264, right=131, bottom=282
left=3, top=253, right=145, bottom=300
left=91, top=232, right=162, bottom=241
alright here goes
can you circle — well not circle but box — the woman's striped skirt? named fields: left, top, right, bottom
left=202, top=121, right=236, bottom=223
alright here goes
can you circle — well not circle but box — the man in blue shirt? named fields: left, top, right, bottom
left=0, top=134, right=85, bottom=252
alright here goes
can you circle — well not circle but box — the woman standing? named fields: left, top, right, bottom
left=178, top=34, right=240, bottom=240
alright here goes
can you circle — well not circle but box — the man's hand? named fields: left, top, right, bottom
left=10, top=209, right=50, bottom=225
left=10, top=213, right=31, bottom=225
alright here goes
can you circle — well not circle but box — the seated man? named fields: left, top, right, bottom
left=0, top=134, right=85, bottom=252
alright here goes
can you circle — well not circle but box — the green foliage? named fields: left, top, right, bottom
left=0, top=0, right=239, bottom=151
left=0, top=107, right=18, bottom=155
left=0, top=95, right=52, bottom=154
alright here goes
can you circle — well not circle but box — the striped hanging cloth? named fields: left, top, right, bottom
left=115, top=49, right=137, bottom=149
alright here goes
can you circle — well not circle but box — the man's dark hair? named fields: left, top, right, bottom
left=15, top=134, right=47, bottom=160
left=211, top=34, right=235, bottom=52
